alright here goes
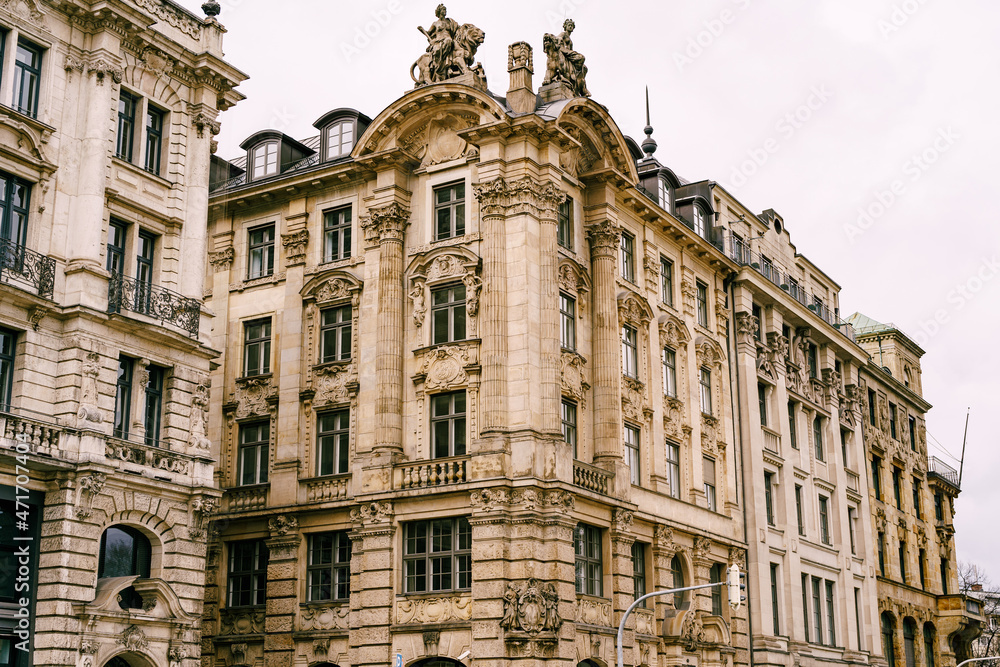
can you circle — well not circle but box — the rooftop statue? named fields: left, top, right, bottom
left=542, top=19, right=591, bottom=98
left=412, top=4, right=486, bottom=87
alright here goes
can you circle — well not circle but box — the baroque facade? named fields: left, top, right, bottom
left=848, top=315, right=981, bottom=667
left=0, top=1, right=244, bottom=667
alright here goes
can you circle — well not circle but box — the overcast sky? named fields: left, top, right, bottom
left=178, top=0, right=1000, bottom=576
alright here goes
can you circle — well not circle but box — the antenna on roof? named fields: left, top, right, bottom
left=958, top=407, right=970, bottom=486
left=641, top=86, right=657, bottom=159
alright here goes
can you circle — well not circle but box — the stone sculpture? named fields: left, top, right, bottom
left=542, top=19, right=591, bottom=97
left=412, top=4, right=486, bottom=87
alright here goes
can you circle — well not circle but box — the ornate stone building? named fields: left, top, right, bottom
left=203, top=11, right=749, bottom=667
left=0, top=1, right=244, bottom=667
left=847, top=315, right=981, bottom=667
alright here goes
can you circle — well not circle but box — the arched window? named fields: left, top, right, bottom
left=99, top=526, right=152, bottom=610
left=671, top=555, right=687, bottom=607
left=882, top=612, right=897, bottom=667
left=657, top=177, right=672, bottom=213
left=904, top=618, right=917, bottom=667
left=923, top=623, right=936, bottom=667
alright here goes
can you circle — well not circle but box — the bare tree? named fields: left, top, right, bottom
left=959, top=561, right=1000, bottom=667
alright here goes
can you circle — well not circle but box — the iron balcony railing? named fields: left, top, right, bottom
left=108, top=273, right=200, bottom=337
left=720, top=232, right=856, bottom=343
left=928, top=456, right=960, bottom=488
left=0, top=237, right=55, bottom=299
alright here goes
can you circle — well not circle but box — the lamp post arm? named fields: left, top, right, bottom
left=957, top=657, right=1000, bottom=667
left=617, top=582, right=725, bottom=667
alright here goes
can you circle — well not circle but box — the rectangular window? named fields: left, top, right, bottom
left=560, top=293, right=576, bottom=351
left=934, top=492, right=943, bottom=521
left=699, top=367, right=712, bottom=415
left=632, top=542, right=647, bottom=607
left=696, top=281, right=709, bottom=327
left=620, top=231, right=635, bottom=282
left=666, top=441, right=681, bottom=499
left=758, top=383, right=768, bottom=426
left=802, top=573, right=811, bottom=643
left=855, top=588, right=864, bottom=651
left=248, top=225, right=275, bottom=279
left=431, top=284, right=467, bottom=344
left=662, top=347, right=677, bottom=398
left=770, top=563, right=781, bottom=635
left=0, top=170, right=30, bottom=249
left=704, top=456, right=717, bottom=512
left=711, top=564, right=723, bottom=616
left=621, top=325, right=638, bottom=379
left=113, top=356, right=134, bottom=439
left=307, top=531, right=352, bottom=601
left=251, top=141, right=278, bottom=180
left=940, top=558, right=948, bottom=595
left=323, top=206, right=352, bottom=262
left=116, top=90, right=138, bottom=161
left=325, top=120, right=354, bottom=160
left=404, top=517, right=472, bottom=593
left=889, top=403, right=898, bottom=439
left=909, top=416, right=917, bottom=451
left=812, top=576, right=823, bottom=643
left=848, top=506, right=858, bottom=555
left=819, top=495, right=831, bottom=545
left=814, top=416, right=824, bottom=461
left=899, top=541, right=907, bottom=582
left=431, top=391, right=466, bottom=458
left=227, top=540, right=268, bottom=607
left=841, top=428, right=850, bottom=467
left=13, top=40, right=42, bottom=118
left=878, top=532, right=886, bottom=576
left=320, top=305, right=352, bottom=363
left=868, top=388, right=877, bottom=426
left=558, top=196, right=573, bottom=249
left=795, top=484, right=805, bottom=535
left=562, top=399, right=577, bottom=458
left=238, top=422, right=269, bottom=485
left=873, top=455, right=883, bottom=501
left=625, top=424, right=640, bottom=485
left=788, top=401, right=798, bottom=449
left=135, top=230, right=155, bottom=314
left=752, top=303, right=763, bottom=341
left=764, top=471, right=776, bottom=526
left=144, top=105, right=165, bottom=175
left=808, top=343, right=818, bottom=379
left=918, top=548, right=927, bottom=590
left=0, top=328, right=15, bottom=411
left=574, top=523, right=603, bottom=596
left=243, top=319, right=272, bottom=377
left=434, top=181, right=466, bottom=240
left=912, top=478, right=922, bottom=519
left=893, top=466, right=903, bottom=509
left=143, top=365, right=164, bottom=447
left=107, top=221, right=127, bottom=275
left=660, top=256, right=673, bottom=305
left=825, top=580, right=836, bottom=646
left=693, top=205, right=706, bottom=238
left=317, top=410, right=350, bottom=476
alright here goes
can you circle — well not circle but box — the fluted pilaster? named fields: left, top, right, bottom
left=537, top=187, right=566, bottom=436
left=361, top=203, right=410, bottom=452
left=586, top=220, right=623, bottom=461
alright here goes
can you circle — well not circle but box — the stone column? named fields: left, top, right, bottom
left=538, top=188, right=565, bottom=440
left=264, top=515, right=301, bottom=667
left=348, top=501, right=395, bottom=667
left=468, top=489, right=513, bottom=665
left=179, top=112, right=221, bottom=301
left=361, top=203, right=410, bottom=454
left=610, top=509, right=637, bottom=664
left=585, top=221, right=623, bottom=463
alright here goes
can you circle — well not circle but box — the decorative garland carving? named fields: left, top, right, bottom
left=398, top=596, right=472, bottom=624
left=233, top=377, right=273, bottom=418
left=350, top=500, right=394, bottom=524
left=301, top=604, right=350, bottom=630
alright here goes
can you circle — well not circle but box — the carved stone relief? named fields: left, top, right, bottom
left=397, top=596, right=471, bottom=624
left=301, top=604, right=350, bottom=630
left=233, top=377, right=273, bottom=418
left=501, top=579, right=562, bottom=633
left=77, top=352, right=102, bottom=427
left=561, top=352, right=589, bottom=407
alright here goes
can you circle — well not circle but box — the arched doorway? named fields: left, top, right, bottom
left=103, top=653, right=156, bottom=667
left=578, top=661, right=604, bottom=667
left=882, top=611, right=897, bottom=667
left=410, top=659, right=464, bottom=667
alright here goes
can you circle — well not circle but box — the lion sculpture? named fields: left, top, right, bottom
left=411, top=23, right=486, bottom=87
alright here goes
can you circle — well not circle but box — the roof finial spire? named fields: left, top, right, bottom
left=641, top=86, right=657, bottom=159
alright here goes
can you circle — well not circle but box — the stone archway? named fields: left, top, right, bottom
left=102, top=652, right=158, bottom=667
left=410, top=660, right=465, bottom=667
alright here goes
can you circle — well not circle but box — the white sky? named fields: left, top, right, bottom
left=177, top=0, right=1000, bottom=576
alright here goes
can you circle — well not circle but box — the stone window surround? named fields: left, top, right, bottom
left=424, top=172, right=472, bottom=245
left=406, top=246, right=481, bottom=346
left=115, top=85, right=171, bottom=178
left=1, top=21, right=52, bottom=123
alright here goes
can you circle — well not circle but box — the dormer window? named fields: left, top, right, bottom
left=325, top=120, right=354, bottom=160
left=657, top=177, right=672, bottom=212
left=251, top=141, right=278, bottom=180
left=693, top=204, right=707, bottom=238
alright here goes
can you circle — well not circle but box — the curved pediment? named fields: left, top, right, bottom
left=301, top=271, right=363, bottom=306
left=556, top=99, right=639, bottom=182
left=79, top=577, right=197, bottom=623
left=694, top=336, right=726, bottom=368
left=659, top=314, right=691, bottom=349
left=0, top=111, right=56, bottom=177
left=557, top=258, right=591, bottom=296
left=406, top=245, right=481, bottom=284
left=617, top=292, right=653, bottom=326
left=355, top=84, right=506, bottom=160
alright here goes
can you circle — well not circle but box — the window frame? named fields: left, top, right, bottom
left=662, top=347, right=677, bottom=398
left=319, top=304, right=352, bottom=363
left=250, top=141, right=279, bottom=180
left=227, top=539, right=269, bottom=608
left=559, top=292, right=576, bottom=351
left=113, top=356, right=134, bottom=440
left=788, top=401, right=798, bottom=449
left=324, top=119, right=355, bottom=161
left=813, top=415, right=824, bottom=461
left=430, top=390, right=466, bottom=459
left=107, top=220, right=127, bottom=275
left=795, top=484, right=805, bottom=535
left=703, top=456, right=717, bottom=512
left=764, top=471, right=776, bottom=526
left=758, top=383, right=768, bottom=426
left=696, top=281, right=709, bottom=328
left=323, top=205, right=353, bottom=262
left=562, top=399, right=578, bottom=459
left=0, top=327, right=15, bottom=412
left=632, top=541, right=647, bottom=607
left=144, top=104, right=166, bottom=176
left=0, top=169, right=31, bottom=248
left=247, top=224, right=276, bottom=279
left=316, top=409, right=350, bottom=476
left=238, top=421, right=270, bottom=486
left=660, top=256, right=673, bottom=306
left=116, top=89, right=139, bottom=162
left=912, top=477, right=922, bottom=519
left=433, top=181, right=466, bottom=241
left=769, top=563, right=780, bottom=634
left=711, top=563, right=725, bottom=616
left=243, top=318, right=272, bottom=377
left=693, top=203, right=707, bottom=238
left=665, top=440, right=681, bottom=499
left=403, top=517, right=472, bottom=594
left=624, top=423, right=641, bottom=485
left=699, top=367, right=712, bottom=416
left=621, top=325, right=638, bottom=379
left=620, top=231, right=635, bottom=283
left=818, top=495, right=831, bottom=545
left=13, top=39, right=42, bottom=118
left=557, top=196, right=573, bottom=249
left=307, top=531, right=352, bottom=602
left=574, top=523, right=603, bottom=597
left=431, top=283, right=467, bottom=345
left=143, top=365, right=164, bottom=447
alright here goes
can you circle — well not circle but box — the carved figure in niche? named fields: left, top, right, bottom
left=410, top=279, right=427, bottom=327
left=463, top=272, right=483, bottom=316
left=188, top=382, right=211, bottom=450
left=412, top=5, right=485, bottom=86
left=542, top=19, right=591, bottom=97
left=77, top=352, right=102, bottom=426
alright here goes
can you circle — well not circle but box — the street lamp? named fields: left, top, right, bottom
left=617, top=564, right=744, bottom=667
left=957, top=658, right=1000, bottom=667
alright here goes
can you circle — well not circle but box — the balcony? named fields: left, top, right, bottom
left=721, top=233, right=856, bottom=343
left=928, top=456, right=960, bottom=489
left=108, top=273, right=200, bottom=337
left=396, top=456, right=468, bottom=490
left=304, top=474, right=350, bottom=502
left=225, top=484, right=269, bottom=511
left=0, top=238, right=55, bottom=299
left=762, top=426, right=781, bottom=455
left=573, top=460, right=612, bottom=495
left=0, top=410, right=61, bottom=459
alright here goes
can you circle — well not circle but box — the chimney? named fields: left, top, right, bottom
left=507, top=42, right=535, bottom=114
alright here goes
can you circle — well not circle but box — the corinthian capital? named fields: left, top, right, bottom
left=473, top=177, right=566, bottom=217
left=360, top=202, right=410, bottom=244
left=585, top=221, right=621, bottom=258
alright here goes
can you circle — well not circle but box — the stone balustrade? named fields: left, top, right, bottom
left=304, top=475, right=350, bottom=502
left=396, top=457, right=468, bottom=490
left=226, top=484, right=269, bottom=511
left=1, top=413, right=62, bottom=458
left=573, top=460, right=612, bottom=495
